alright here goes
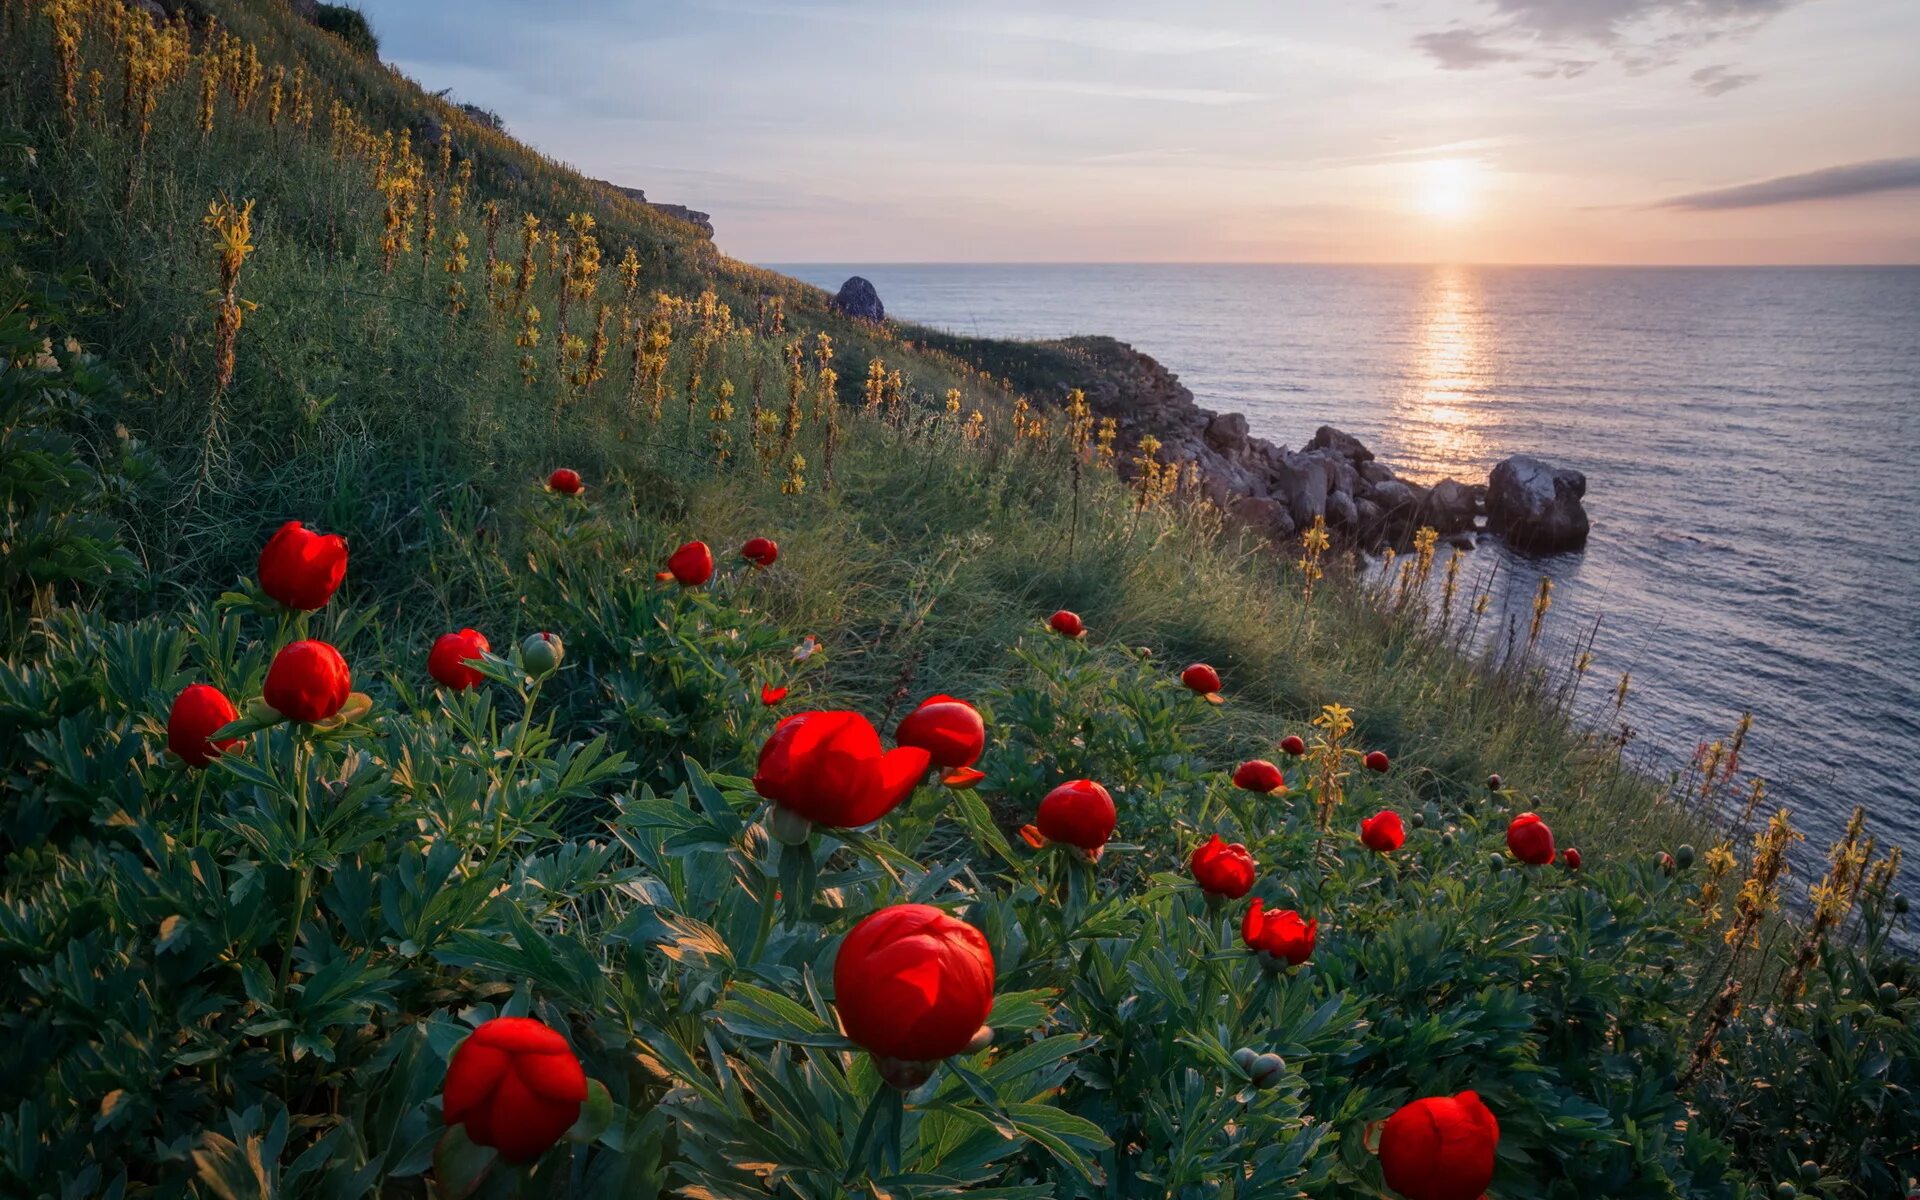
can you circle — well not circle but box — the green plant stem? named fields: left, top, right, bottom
left=276, top=734, right=312, bottom=1064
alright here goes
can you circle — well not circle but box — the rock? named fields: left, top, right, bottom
left=1369, top=479, right=1418, bottom=515
left=1486, top=456, right=1590, bottom=552
left=459, top=103, right=505, bottom=132
left=1445, top=532, right=1477, bottom=550
left=412, top=115, right=447, bottom=152
left=1327, top=490, right=1358, bottom=529
left=1358, top=460, right=1398, bottom=486
left=1421, top=478, right=1479, bottom=535
left=1205, top=411, right=1249, bottom=454
left=831, top=276, right=885, bottom=322
left=1228, top=495, right=1296, bottom=542
left=123, top=0, right=168, bottom=21
left=593, top=179, right=715, bottom=240
left=1273, top=452, right=1329, bottom=526
left=1308, top=425, right=1375, bottom=463
left=1354, top=497, right=1383, bottom=533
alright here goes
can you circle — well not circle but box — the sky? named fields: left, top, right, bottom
left=357, top=0, right=1920, bottom=265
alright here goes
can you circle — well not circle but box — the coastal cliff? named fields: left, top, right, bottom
left=1046, top=335, right=1589, bottom=554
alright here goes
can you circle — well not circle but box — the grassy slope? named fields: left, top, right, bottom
left=2, top=0, right=1700, bottom=864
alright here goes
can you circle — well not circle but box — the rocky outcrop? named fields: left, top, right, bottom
left=1049, top=336, right=1588, bottom=553
left=592, top=180, right=715, bottom=240
left=830, top=276, right=885, bottom=322
left=1485, top=456, right=1590, bottom=553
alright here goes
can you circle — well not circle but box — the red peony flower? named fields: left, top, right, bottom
left=1279, top=734, right=1307, bottom=757
left=1241, top=898, right=1316, bottom=965
left=1364, top=749, right=1391, bottom=773
left=442, top=1016, right=587, bottom=1164
left=1181, top=663, right=1223, bottom=700
left=834, top=903, right=995, bottom=1063
left=895, top=694, right=985, bottom=773
left=753, top=710, right=930, bottom=828
left=1506, top=811, right=1556, bottom=866
left=1048, top=609, right=1085, bottom=639
left=666, top=540, right=714, bottom=587
left=760, top=684, right=788, bottom=706
left=428, top=628, right=491, bottom=691
left=167, top=683, right=240, bottom=768
left=547, top=468, right=583, bottom=495
left=257, top=520, right=347, bottom=611
left=1360, top=810, right=1406, bottom=853
left=1035, top=779, right=1117, bottom=852
left=262, top=639, right=351, bottom=723
left=1190, top=835, right=1257, bottom=899
left=1233, top=759, right=1286, bottom=794
left=1378, top=1091, right=1499, bottom=1200
left=1564, top=846, right=1583, bottom=871
left=741, top=536, right=779, bottom=567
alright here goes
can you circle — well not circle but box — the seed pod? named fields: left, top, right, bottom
left=1676, top=844, right=1696, bottom=869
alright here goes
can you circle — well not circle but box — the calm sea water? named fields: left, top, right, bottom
left=776, top=263, right=1920, bottom=894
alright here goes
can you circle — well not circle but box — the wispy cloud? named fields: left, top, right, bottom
left=1411, top=0, right=1802, bottom=81
left=1412, top=27, right=1520, bottom=70
left=1657, top=157, right=1920, bottom=209
left=1690, top=64, right=1757, bottom=95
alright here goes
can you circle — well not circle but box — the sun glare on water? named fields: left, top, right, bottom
left=1414, top=158, right=1479, bottom=220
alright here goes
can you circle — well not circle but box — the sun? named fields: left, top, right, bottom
left=1414, top=158, right=1480, bottom=220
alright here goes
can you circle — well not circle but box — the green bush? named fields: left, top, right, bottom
left=311, top=4, right=379, bottom=58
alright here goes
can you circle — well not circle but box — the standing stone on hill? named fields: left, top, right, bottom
left=1486, top=455, right=1590, bottom=552
left=831, top=276, right=885, bottom=322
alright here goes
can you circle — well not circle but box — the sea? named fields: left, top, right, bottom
left=774, top=263, right=1920, bottom=901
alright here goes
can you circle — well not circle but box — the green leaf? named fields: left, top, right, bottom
left=431, top=1125, right=497, bottom=1200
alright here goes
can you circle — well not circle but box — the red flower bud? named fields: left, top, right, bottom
left=1360, top=810, right=1406, bottom=853
left=257, top=520, right=347, bottom=611
left=167, top=683, right=239, bottom=768
left=1047, top=609, right=1084, bottom=639
left=428, top=628, right=490, bottom=691
left=1364, top=749, right=1390, bottom=773
left=753, top=710, right=930, bottom=828
left=1180, top=663, right=1222, bottom=698
left=442, top=1016, right=587, bottom=1164
left=1378, top=1091, right=1499, bottom=1200
left=834, top=903, right=995, bottom=1063
left=1564, top=846, right=1583, bottom=871
left=895, top=694, right=985, bottom=771
left=1232, top=759, right=1286, bottom=794
left=1035, top=779, right=1116, bottom=852
left=941, top=767, right=986, bottom=789
left=546, top=468, right=583, bottom=495
left=666, top=540, right=714, bottom=587
left=741, top=536, right=779, bottom=567
left=262, top=639, right=351, bottom=723
left=760, top=684, right=787, bottom=706
left=1190, top=835, right=1256, bottom=899
left=1279, top=734, right=1307, bottom=757
left=1241, top=898, right=1316, bottom=965
left=1506, top=811, right=1556, bottom=866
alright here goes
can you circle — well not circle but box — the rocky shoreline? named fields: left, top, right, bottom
left=1055, top=335, right=1591, bottom=555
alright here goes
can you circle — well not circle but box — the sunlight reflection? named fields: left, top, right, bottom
left=1395, top=264, right=1492, bottom=481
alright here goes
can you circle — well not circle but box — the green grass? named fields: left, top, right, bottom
left=1, top=1, right=1914, bottom=1196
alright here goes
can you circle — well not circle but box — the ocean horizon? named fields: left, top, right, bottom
left=773, top=261, right=1920, bottom=895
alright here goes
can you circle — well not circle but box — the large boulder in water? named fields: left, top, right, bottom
left=831, top=276, right=885, bottom=322
left=1486, top=456, right=1589, bottom=552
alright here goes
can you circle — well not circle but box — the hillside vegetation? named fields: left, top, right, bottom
left=1, top=2, right=1914, bottom=1197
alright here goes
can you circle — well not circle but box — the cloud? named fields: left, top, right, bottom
left=1656, top=157, right=1920, bottom=209
left=1412, top=26, right=1522, bottom=69
left=1690, top=64, right=1758, bottom=95
left=1412, top=0, right=1801, bottom=78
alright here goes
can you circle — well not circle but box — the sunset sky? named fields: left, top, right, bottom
left=359, top=0, right=1920, bottom=265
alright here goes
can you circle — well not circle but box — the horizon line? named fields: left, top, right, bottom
left=759, top=259, right=1920, bottom=270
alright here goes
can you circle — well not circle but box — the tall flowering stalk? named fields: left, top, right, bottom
left=1298, top=516, right=1330, bottom=601
left=1527, top=576, right=1553, bottom=649
left=1777, top=806, right=1872, bottom=1001
left=1307, top=702, right=1354, bottom=833
left=442, top=230, right=470, bottom=317
left=204, top=196, right=257, bottom=400
left=1684, top=808, right=1801, bottom=1088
